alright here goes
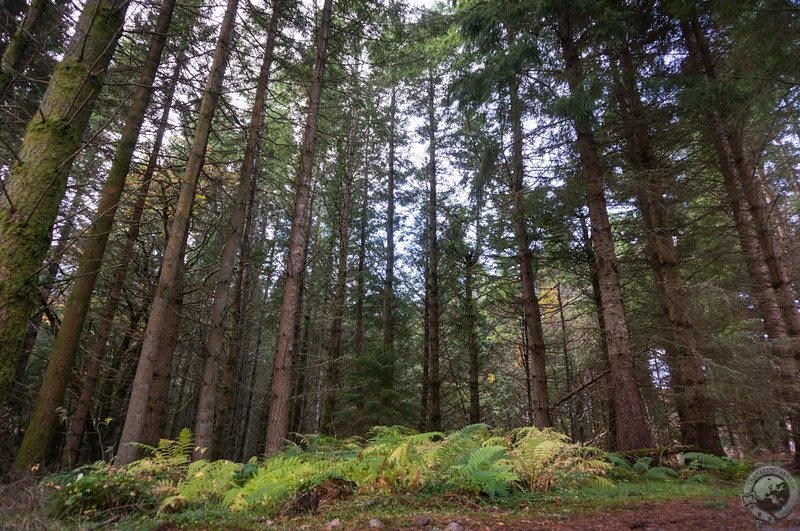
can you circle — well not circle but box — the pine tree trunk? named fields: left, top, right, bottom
left=63, top=57, right=182, bottom=467
left=116, top=0, right=239, bottom=466
left=465, top=251, right=480, bottom=424
left=0, top=0, right=128, bottom=416
left=264, top=0, right=332, bottom=454
left=557, top=15, right=652, bottom=451
left=14, top=0, right=176, bottom=473
left=425, top=71, right=442, bottom=432
left=140, top=270, right=184, bottom=448
left=380, top=87, right=397, bottom=412
left=0, top=0, right=62, bottom=98
left=193, top=0, right=281, bottom=460
left=321, top=112, right=355, bottom=435
left=613, top=48, right=722, bottom=454
left=509, top=71, right=551, bottom=429
left=578, top=211, right=617, bottom=447
left=10, top=186, right=83, bottom=411
left=681, top=17, right=800, bottom=461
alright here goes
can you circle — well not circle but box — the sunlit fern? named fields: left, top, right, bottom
left=512, top=427, right=610, bottom=493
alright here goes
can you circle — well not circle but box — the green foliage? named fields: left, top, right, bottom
left=449, top=445, right=518, bottom=497
left=604, top=453, right=698, bottom=481
left=125, top=428, right=196, bottom=484
left=43, top=463, right=155, bottom=520
left=512, top=428, right=611, bottom=493
left=160, top=459, right=243, bottom=513
left=681, top=452, right=736, bottom=472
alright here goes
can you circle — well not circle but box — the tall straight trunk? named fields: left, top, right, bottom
left=321, top=113, right=355, bottom=435
left=465, top=250, right=480, bottom=424
left=193, top=0, right=281, bottom=460
left=557, top=15, right=652, bottom=451
left=425, top=71, right=441, bottom=432
left=14, top=0, right=176, bottom=473
left=116, top=0, right=239, bottom=466
left=0, top=0, right=129, bottom=411
left=613, top=48, right=722, bottom=454
left=684, top=22, right=800, bottom=337
left=264, top=0, right=332, bottom=454
left=578, top=211, right=617, bottom=447
left=421, top=270, right=430, bottom=429
left=353, top=179, right=367, bottom=433
left=681, top=18, right=800, bottom=460
left=509, top=71, right=551, bottom=429
left=381, top=87, right=396, bottom=405
left=64, top=58, right=182, bottom=466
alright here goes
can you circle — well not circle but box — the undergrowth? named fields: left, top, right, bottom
left=29, top=425, right=753, bottom=529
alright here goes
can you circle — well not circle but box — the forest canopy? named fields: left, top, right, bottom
left=0, top=0, right=799, bottom=478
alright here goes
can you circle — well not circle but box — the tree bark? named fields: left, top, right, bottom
left=509, top=69, right=551, bottom=429
left=0, top=0, right=129, bottom=414
left=380, top=86, right=397, bottom=413
left=193, top=0, right=281, bottom=460
left=63, top=57, right=182, bottom=467
left=612, top=48, right=722, bottom=454
left=0, top=0, right=65, bottom=99
left=116, top=0, right=239, bottom=466
left=264, top=0, right=333, bottom=455
left=13, top=0, right=176, bottom=473
left=321, top=110, right=356, bottom=435
left=425, top=70, right=442, bottom=432
left=557, top=13, right=652, bottom=451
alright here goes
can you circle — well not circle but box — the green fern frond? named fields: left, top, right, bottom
left=682, top=452, right=734, bottom=471
left=433, top=424, right=491, bottom=468
left=633, top=456, right=655, bottom=474
left=603, top=452, right=633, bottom=471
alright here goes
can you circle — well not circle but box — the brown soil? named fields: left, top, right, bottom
left=441, top=499, right=800, bottom=530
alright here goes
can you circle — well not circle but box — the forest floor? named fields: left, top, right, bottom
left=4, top=476, right=800, bottom=530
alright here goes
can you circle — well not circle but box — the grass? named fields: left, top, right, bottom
left=0, top=475, right=747, bottom=531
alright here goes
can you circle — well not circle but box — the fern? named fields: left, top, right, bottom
left=127, top=428, right=195, bottom=477
left=222, top=455, right=335, bottom=513
left=603, top=452, right=633, bottom=472
left=512, top=428, right=609, bottom=493
left=633, top=456, right=655, bottom=475
left=682, top=452, right=735, bottom=471
left=159, top=459, right=242, bottom=513
left=605, top=453, right=679, bottom=481
left=432, top=424, right=491, bottom=469
left=450, top=445, right=519, bottom=498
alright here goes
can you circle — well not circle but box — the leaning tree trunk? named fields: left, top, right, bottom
left=63, top=57, right=183, bottom=467
left=557, top=13, right=652, bottom=451
left=192, top=0, right=282, bottom=460
left=14, top=0, right=176, bottom=473
left=0, top=0, right=129, bottom=414
left=116, top=0, right=239, bottom=466
left=509, top=69, right=551, bottom=429
left=0, top=0, right=68, bottom=99
left=613, top=48, right=722, bottom=454
left=264, top=0, right=333, bottom=455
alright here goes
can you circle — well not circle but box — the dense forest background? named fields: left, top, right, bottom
left=0, top=0, right=799, bottom=479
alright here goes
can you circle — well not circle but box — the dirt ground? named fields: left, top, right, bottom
left=447, top=498, right=800, bottom=531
